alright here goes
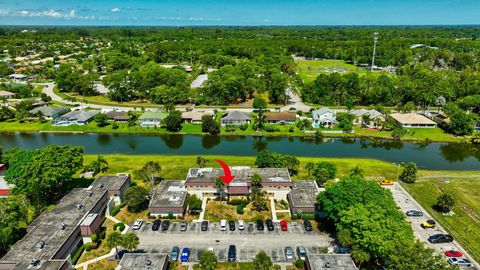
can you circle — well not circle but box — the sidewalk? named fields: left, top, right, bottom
left=74, top=248, right=116, bottom=270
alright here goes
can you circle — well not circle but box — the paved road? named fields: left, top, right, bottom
left=132, top=221, right=334, bottom=263
left=386, top=183, right=478, bottom=269
left=280, top=88, right=312, bottom=112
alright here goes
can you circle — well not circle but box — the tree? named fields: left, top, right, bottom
left=448, top=109, right=474, bottom=136
left=391, top=126, right=407, bottom=140
left=385, top=240, right=452, bottom=270
left=105, top=231, right=123, bottom=259
left=124, top=186, right=149, bottom=213
left=251, top=173, right=262, bottom=186
left=85, top=155, right=109, bottom=175
left=255, top=151, right=300, bottom=176
left=162, top=111, right=183, bottom=132
left=305, top=161, right=315, bottom=179
left=122, top=232, right=139, bottom=252
left=253, top=97, right=267, bottom=110
left=251, top=187, right=268, bottom=211
left=0, top=197, right=28, bottom=256
left=436, top=193, right=455, bottom=213
left=187, top=194, right=202, bottom=212
left=399, top=162, right=417, bottom=183
left=215, top=178, right=226, bottom=201
left=199, top=251, right=218, bottom=270
left=313, top=162, right=337, bottom=185
left=138, top=161, right=161, bottom=185
left=254, top=109, right=266, bottom=131
left=0, top=106, right=15, bottom=122
left=196, top=156, right=209, bottom=168
left=349, top=166, right=364, bottom=178
left=338, top=118, right=353, bottom=133
left=94, top=113, right=109, bottom=127
left=201, top=115, right=220, bottom=135
left=253, top=251, right=273, bottom=270
left=471, top=131, right=480, bottom=144
left=351, top=248, right=370, bottom=269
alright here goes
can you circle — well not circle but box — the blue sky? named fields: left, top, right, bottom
left=0, top=0, right=478, bottom=26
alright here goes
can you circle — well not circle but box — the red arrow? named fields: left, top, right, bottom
left=215, top=159, right=235, bottom=185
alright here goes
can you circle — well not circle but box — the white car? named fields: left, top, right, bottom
left=285, top=246, right=294, bottom=261
left=132, top=219, right=143, bottom=230
left=238, top=220, right=245, bottom=230
left=447, top=258, right=472, bottom=267
left=220, top=219, right=227, bottom=231
left=296, top=246, right=307, bottom=260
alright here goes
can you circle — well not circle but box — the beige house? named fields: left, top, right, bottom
left=390, top=113, right=437, bottom=128
left=181, top=111, right=213, bottom=124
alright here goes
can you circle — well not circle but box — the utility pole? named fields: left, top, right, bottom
left=371, top=32, right=378, bottom=71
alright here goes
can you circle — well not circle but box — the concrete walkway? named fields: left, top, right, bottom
left=270, top=198, right=278, bottom=221
left=74, top=248, right=116, bottom=270
left=105, top=199, right=129, bottom=234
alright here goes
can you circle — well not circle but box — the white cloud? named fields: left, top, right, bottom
left=111, top=8, right=120, bottom=12
left=0, top=9, right=94, bottom=20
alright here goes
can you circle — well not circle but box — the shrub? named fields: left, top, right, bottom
left=98, top=230, right=106, bottom=240
left=90, top=233, right=98, bottom=243
left=112, top=123, right=119, bottom=129
left=288, top=126, right=294, bottom=132
left=264, top=125, right=275, bottom=132
left=167, top=213, right=174, bottom=219
left=115, top=222, right=125, bottom=232
left=295, top=259, right=305, bottom=268
left=84, top=242, right=93, bottom=252
left=236, top=204, right=245, bottom=214
left=302, top=213, right=316, bottom=220
left=225, top=126, right=236, bottom=132
left=239, top=123, right=249, bottom=131
left=71, top=244, right=85, bottom=264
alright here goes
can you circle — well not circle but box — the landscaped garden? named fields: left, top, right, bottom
left=203, top=200, right=271, bottom=222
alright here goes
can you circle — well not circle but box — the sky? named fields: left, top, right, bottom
left=0, top=0, right=479, bottom=26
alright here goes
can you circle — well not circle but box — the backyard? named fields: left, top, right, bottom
left=203, top=201, right=271, bottom=222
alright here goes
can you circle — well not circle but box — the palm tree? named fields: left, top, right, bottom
left=105, top=231, right=123, bottom=259
left=251, top=173, right=262, bottom=186
left=254, top=110, right=266, bottom=131
left=122, top=232, right=139, bottom=252
left=304, top=162, right=315, bottom=179
left=352, top=248, right=370, bottom=269
left=215, top=178, right=226, bottom=201
left=91, top=155, right=109, bottom=174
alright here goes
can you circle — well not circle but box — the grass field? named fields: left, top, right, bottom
left=402, top=176, right=480, bottom=263
left=204, top=201, right=271, bottom=222
left=296, top=59, right=368, bottom=83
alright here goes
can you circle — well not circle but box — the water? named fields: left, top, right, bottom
left=0, top=132, right=479, bottom=170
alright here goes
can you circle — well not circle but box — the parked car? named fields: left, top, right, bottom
left=256, top=219, right=264, bottom=231
left=447, top=258, right=472, bottom=267
left=201, top=220, right=209, bottom=231
left=280, top=220, right=288, bottom=231
left=444, top=250, right=463, bottom=258
left=152, top=219, right=161, bottom=231
left=170, top=246, right=180, bottom=261
left=421, top=220, right=436, bottom=229
left=266, top=219, right=274, bottom=231
left=180, top=221, right=188, bottom=231
left=406, top=210, right=423, bottom=217
left=220, top=219, right=227, bottom=231
left=380, top=180, right=395, bottom=186
left=132, top=219, right=143, bottom=230
left=303, top=219, right=313, bottom=231
left=161, top=220, right=170, bottom=231
left=428, top=234, right=453, bottom=244
left=284, top=246, right=294, bottom=261
left=238, top=220, right=245, bottom=230
left=334, top=247, right=351, bottom=254
left=181, top=248, right=190, bottom=262
left=228, top=220, right=236, bottom=231
left=296, top=246, right=307, bottom=260
left=228, top=245, right=237, bottom=262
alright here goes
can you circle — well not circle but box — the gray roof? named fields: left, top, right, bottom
left=29, top=106, right=70, bottom=117
left=350, top=109, right=384, bottom=119
left=312, top=108, right=336, bottom=120
left=0, top=90, right=14, bottom=97
left=56, top=109, right=100, bottom=122
left=221, top=111, right=251, bottom=121
left=0, top=175, right=130, bottom=270
left=306, top=254, right=357, bottom=270
left=288, top=180, right=319, bottom=209
left=149, top=180, right=188, bottom=208
left=186, top=167, right=291, bottom=184
left=117, top=253, right=169, bottom=270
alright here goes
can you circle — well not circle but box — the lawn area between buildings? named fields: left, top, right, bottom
left=402, top=176, right=480, bottom=263
left=204, top=201, right=271, bottom=222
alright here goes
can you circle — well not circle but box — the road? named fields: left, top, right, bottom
left=280, top=88, right=312, bottom=112
left=132, top=221, right=334, bottom=263
left=386, top=183, right=478, bottom=269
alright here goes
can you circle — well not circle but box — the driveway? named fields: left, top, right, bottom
left=132, top=221, right=334, bottom=263
left=280, top=88, right=312, bottom=112
left=386, top=183, right=478, bottom=269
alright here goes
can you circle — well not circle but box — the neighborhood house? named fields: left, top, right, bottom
left=0, top=90, right=14, bottom=99
left=312, top=108, right=337, bottom=128
left=138, top=112, right=168, bottom=127
left=264, top=112, right=296, bottom=125
left=105, top=110, right=129, bottom=122
left=390, top=113, right=437, bottom=128
left=53, top=110, right=100, bottom=126
left=350, top=109, right=385, bottom=128
left=221, top=111, right=251, bottom=126
left=181, top=111, right=213, bottom=124
left=29, top=106, right=70, bottom=120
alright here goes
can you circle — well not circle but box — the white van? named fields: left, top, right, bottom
left=220, top=219, right=227, bottom=231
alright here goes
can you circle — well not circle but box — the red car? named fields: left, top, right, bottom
left=280, top=220, right=288, bottom=231
left=444, top=250, right=463, bottom=258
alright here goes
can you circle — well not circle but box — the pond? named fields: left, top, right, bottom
left=0, top=132, right=479, bottom=170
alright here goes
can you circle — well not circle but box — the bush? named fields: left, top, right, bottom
left=71, top=244, right=85, bottom=264
left=239, top=123, right=249, bottom=131
left=236, top=204, right=245, bottom=214
left=302, top=213, right=316, bottom=220
left=84, top=242, right=93, bottom=252
left=112, top=123, right=119, bottom=129
left=110, top=204, right=123, bottom=216
left=225, top=126, right=236, bottom=132
left=115, top=222, right=125, bottom=232
left=288, top=126, right=294, bottom=132
left=90, top=233, right=98, bottom=243
left=98, top=230, right=106, bottom=240
left=295, top=259, right=305, bottom=268
left=167, top=213, right=174, bottom=219
left=264, top=125, right=275, bottom=132
left=228, top=199, right=249, bottom=205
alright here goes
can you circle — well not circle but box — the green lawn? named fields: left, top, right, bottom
left=296, top=59, right=367, bottom=83
left=402, top=177, right=480, bottom=263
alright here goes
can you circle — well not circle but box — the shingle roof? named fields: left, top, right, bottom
left=138, top=111, right=168, bottom=120
left=29, top=106, right=70, bottom=117
left=265, top=112, right=296, bottom=121
left=390, top=113, right=436, bottom=125
left=57, top=110, right=99, bottom=122
left=222, top=111, right=251, bottom=121
left=0, top=90, right=14, bottom=97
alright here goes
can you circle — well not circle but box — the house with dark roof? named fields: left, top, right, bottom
left=105, top=110, right=129, bottom=122
left=221, top=111, right=251, bottom=126
left=139, top=112, right=168, bottom=127
left=148, top=180, right=188, bottom=218
left=312, top=108, right=337, bottom=128
left=265, top=112, right=296, bottom=124
left=52, top=110, right=100, bottom=126
left=287, top=180, right=319, bottom=214
left=29, top=106, right=70, bottom=120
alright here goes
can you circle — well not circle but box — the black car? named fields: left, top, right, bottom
left=161, top=220, right=170, bottom=231
left=152, top=219, right=161, bottom=231
left=256, top=219, right=264, bottom=231
left=201, top=220, right=209, bottom=231
left=228, top=220, right=236, bottom=231
left=428, top=234, right=453, bottom=244
left=266, top=219, right=274, bottom=231
left=406, top=210, right=423, bottom=217
left=303, top=219, right=313, bottom=231
left=228, top=245, right=237, bottom=262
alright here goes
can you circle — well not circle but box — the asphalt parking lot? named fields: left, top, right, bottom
left=386, top=183, right=478, bottom=269
left=132, top=221, right=334, bottom=262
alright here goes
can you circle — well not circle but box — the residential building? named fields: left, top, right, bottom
left=287, top=180, right=319, bottom=214
left=0, top=174, right=131, bottom=270
left=0, top=90, right=14, bottom=99
left=139, top=112, right=168, bottom=127
left=264, top=112, right=296, bottom=125
left=305, top=254, right=357, bottom=270
left=312, top=108, right=337, bottom=128
left=221, top=111, right=251, bottom=126
left=390, top=113, right=437, bottom=128
left=148, top=180, right=188, bottom=218
left=105, top=110, right=129, bottom=122
left=0, top=164, right=13, bottom=197
left=53, top=110, right=100, bottom=126
left=350, top=109, right=385, bottom=128
left=8, top=74, right=27, bottom=82
left=181, top=111, right=213, bottom=124
left=116, top=253, right=169, bottom=270
left=29, top=106, right=70, bottom=120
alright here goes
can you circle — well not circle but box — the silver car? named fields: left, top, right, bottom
left=285, top=246, right=294, bottom=261
left=447, top=258, right=472, bottom=267
left=296, top=246, right=307, bottom=260
left=180, top=221, right=188, bottom=231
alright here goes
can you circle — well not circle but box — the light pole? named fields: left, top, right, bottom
left=371, top=32, right=378, bottom=71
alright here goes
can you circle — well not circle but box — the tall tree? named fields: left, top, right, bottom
left=253, top=251, right=273, bottom=270
left=399, top=162, right=417, bottom=183
left=199, top=251, right=218, bottom=270
left=105, top=231, right=123, bottom=259
left=122, top=232, right=139, bottom=252
left=138, top=161, right=162, bottom=185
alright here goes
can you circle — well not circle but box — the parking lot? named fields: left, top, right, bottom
left=386, top=183, right=478, bottom=269
left=132, top=221, right=334, bottom=262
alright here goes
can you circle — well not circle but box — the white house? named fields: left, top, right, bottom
left=312, top=108, right=337, bottom=128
